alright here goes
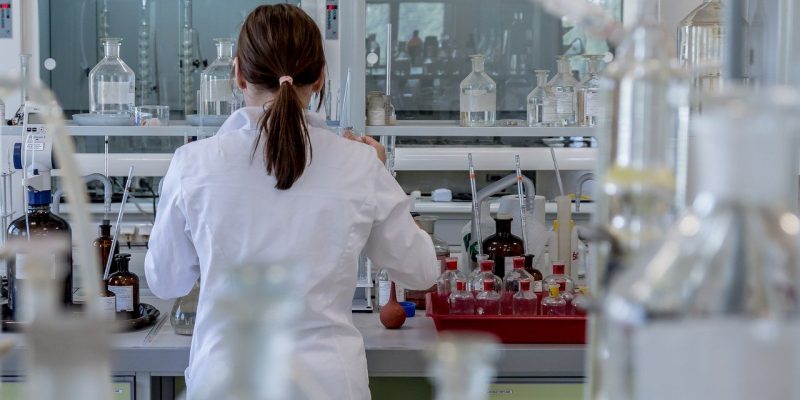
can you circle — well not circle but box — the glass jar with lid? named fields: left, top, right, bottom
left=199, top=38, right=237, bottom=116
left=89, top=38, right=136, bottom=115
left=459, top=54, right=496, bottom=127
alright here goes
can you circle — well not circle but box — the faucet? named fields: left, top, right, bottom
left=52, top=173, right=113, bottom=216
left=471, top=173, right=536, bottom=246
left=575, top=173, right=595, bottom=212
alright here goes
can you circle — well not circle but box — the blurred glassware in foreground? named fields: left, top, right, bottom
left=427, top=333, right=499, bottom=400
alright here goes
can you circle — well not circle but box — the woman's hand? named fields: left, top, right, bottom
left=344, top=130, right=387, bottom=165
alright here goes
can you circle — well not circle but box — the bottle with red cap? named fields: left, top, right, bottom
left=469, top=259, right=502, bottom=298
left=436, top=257, right=466, bottom=314
left=512, top=279, right=538, bottom=315
left=543, top=261, right=575, bottom=314
left=501, top=256, right=534, bottom=315
left=475, top=279, right=501, bottom=315
left=572, top=286, right=590, bottom=316
left=448, top=279, right=475, bottom=315
left=541, top=285, right=567, bottom=316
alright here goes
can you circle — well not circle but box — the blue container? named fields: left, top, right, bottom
left=399, top=301, right=416, bottom=317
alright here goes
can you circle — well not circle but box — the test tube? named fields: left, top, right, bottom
left=468, top=154, right=483, bottom=258
left=515, top=155, right=530, bottom=255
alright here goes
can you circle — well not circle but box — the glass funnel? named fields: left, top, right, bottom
left=89, top=38, right=136, bottom=115
left=577, top=55, right=604, bottom=127
left=200, top=38, right=237, bottom=116
left=459, top=55, right=496, bottom=127
left=548, top=56, right=579, bottom=127
left=427, top=333, right=499, bottom=400
left=601, top=87, right=800, bottom=400
left=526, top=70, right=556, bottom=127
left=679, top=0, right=723, bottom=111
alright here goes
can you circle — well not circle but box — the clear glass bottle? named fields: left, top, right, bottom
left=7, top=194, right=72, bottom=321
left=544, top=262, right=575, bottom=314
left=376, top=269, right=391, bottom=310
left=678, top=0, right=723, bottom=104
left=527, top=70, right=557, bottom=127
left=512, top=279, right=538, bottom=316
left=107, top=253, right=140, bottom=319
left=199, top=38, right=236, bottom=116
left=89, top=38, right=136, bottom=115
left=601, top=87, right=800, bottom=400
left=548, top=56, right=579, bottom=127
left=541, top=285, right=566, bottom=316
left=572, top=286, right=589, bottom=317
left=576, top=55, right=604, bottom=127
left=448, top=279, right=475, bottom=315
left=469, top=260, right=501, bottom=298
left=501, top=256, right=533, bottom=315
left=475, top=279, right=501, bottom=316
left=459, top=54, right=496, bottom=127
left=171, top=280, right=200, bottom=335
left=482, top=214, right=525, bottom=279
left=436, top=258, right=465, bottom=314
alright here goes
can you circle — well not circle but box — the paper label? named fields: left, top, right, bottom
left=367, top=110, right=386, bottom=126
left=634, top=320, right=800, bottom=400
left=25, top=143, right=45, bottom=151
left=461, top=90, right=496, bottom=112
left=99, top=295, right=117, bottom=318
left=109, top=285, right=134, bottom=311
left=584, top=91, right=603, bottom=116
left=98, top=82, right=133, bottom=105
left=503, top=257, right=514, bottom=276
left=534, top=281, right=543, bottom=293
left=555, top=92, right=574, bottom=114
left=15, top=254, right=57, bottom=279
left=377, top=281, right=391, bottom=307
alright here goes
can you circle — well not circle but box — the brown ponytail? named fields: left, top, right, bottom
left=237, top=4, right=326, bottom=190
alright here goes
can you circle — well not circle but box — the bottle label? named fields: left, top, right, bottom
left=99, top=295, right=117, bottom=319
left=367, top=109, right=386, bottom=126
left=534, top=280, right=543, bottom=293
left=377, top=281, right=391, bottom=307
left=99, top=82, right=135, bottom=105
left=542, top=98, right=557, bottom=123
left=633, top=320, right=800, bottom=400
left=503, top=257, right=515, bottom=276
left=109, top=285, right=134, bottom=312
left=14, top=254, right=58, bottom=280
left=555, top=91, right=574, bottom=114
left=584, top=91, right=603, bottom=117
left=461, top=90, right=496, bottom=112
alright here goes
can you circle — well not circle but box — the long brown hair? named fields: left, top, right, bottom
left=237, top=4, right=326, bottom=190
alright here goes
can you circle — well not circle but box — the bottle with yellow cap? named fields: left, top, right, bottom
left=541, top=285, right=566, bottom=316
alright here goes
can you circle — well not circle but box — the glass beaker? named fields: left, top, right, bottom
left=526, top=70, right=556, bottom=127
left=602, top=87, right=800, bottom=400
left=577, top=55, right=604, bottom=127
left=89, top=38, right=136, bottom=115
left=679, top=0, right=723, bottom=109
left=548, top=56, right=579, bottom=127
left=171, top=280, right=200, bottom=335
left=459, top=55, right=496, bottom=127
left=200, top=38, right=236, bottom=116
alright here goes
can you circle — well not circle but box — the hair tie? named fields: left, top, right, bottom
left=279, top=76, right=294, bottom=86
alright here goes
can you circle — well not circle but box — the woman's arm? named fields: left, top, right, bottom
left=144, top=149, right=201, bottom=299
left=363, top=158, right=439, bottom=290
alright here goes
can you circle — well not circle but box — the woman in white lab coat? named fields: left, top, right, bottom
left=144, top=4, right=439, bottom=399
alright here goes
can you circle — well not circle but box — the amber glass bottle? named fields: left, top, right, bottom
left=482, top=214, right=524, bottom=278
left=525, top=255, right=544, bottom=292
left=93, top=219, right=119, bottom=276
left=7, top=192, right=73, bottom=321
left=107, top=253, right=139, bottom=318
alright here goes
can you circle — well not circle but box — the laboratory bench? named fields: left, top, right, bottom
left=0, top=297, right=585, bottom=400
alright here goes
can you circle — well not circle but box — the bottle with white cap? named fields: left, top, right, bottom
left=601, top=87, right=800, bottom=400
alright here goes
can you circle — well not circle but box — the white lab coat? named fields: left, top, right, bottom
left=144, top=107, right=438, bottom=400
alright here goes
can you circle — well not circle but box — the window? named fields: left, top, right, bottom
left=397, top=2, right=445, bottom=48
left=367, top=3, right=391, bottom=65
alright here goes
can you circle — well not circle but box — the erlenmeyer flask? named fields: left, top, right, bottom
left=170, top=280, right=200, bottom=335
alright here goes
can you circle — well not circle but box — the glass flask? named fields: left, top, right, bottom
left=482, top=214, right=524, bottom=278
left=448, top=280, right=475, bottom=315
left=526, top=70, right=557, bottom=127
left=89, top=38, right=136, bottom=115
left=544, top=262, right=575, bottom=315
left=376, top=269, right=391, bottom=310
left=469, top=260, right=501, bottom=298
left=541, top=286, right=566, bottom=316
left=436, top=258, right=465, bottom=314
left=459, top=54, right=496, bottom=127
left=572, top=286, right=589, bottom=316
left=200, top=38, right=237, bottom=116
left=501, top=256, right=533, bottom=315
left=602, top=87, right=800, bottom=400
left=678, top=0, right=723, bottom=108
left=171, top=280, right=200, bottom=335
left=427, top=333, right=499, bottom=400
left=576, top=55, right=604, bottom=127
left=474, top=279, right=501, bottom=315
left=107, top=253, right=140, bottom=319
left=548, top=56, right=579, bottom=127
left=512, top=279, right=537, bottom=315
left=7, top=196, right=73, bottom=321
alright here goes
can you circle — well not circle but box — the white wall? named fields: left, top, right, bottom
left=0, top=0, right=40, bottom=115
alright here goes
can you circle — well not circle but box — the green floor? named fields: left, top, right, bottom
left=369, top=378, right=582, bottom=400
